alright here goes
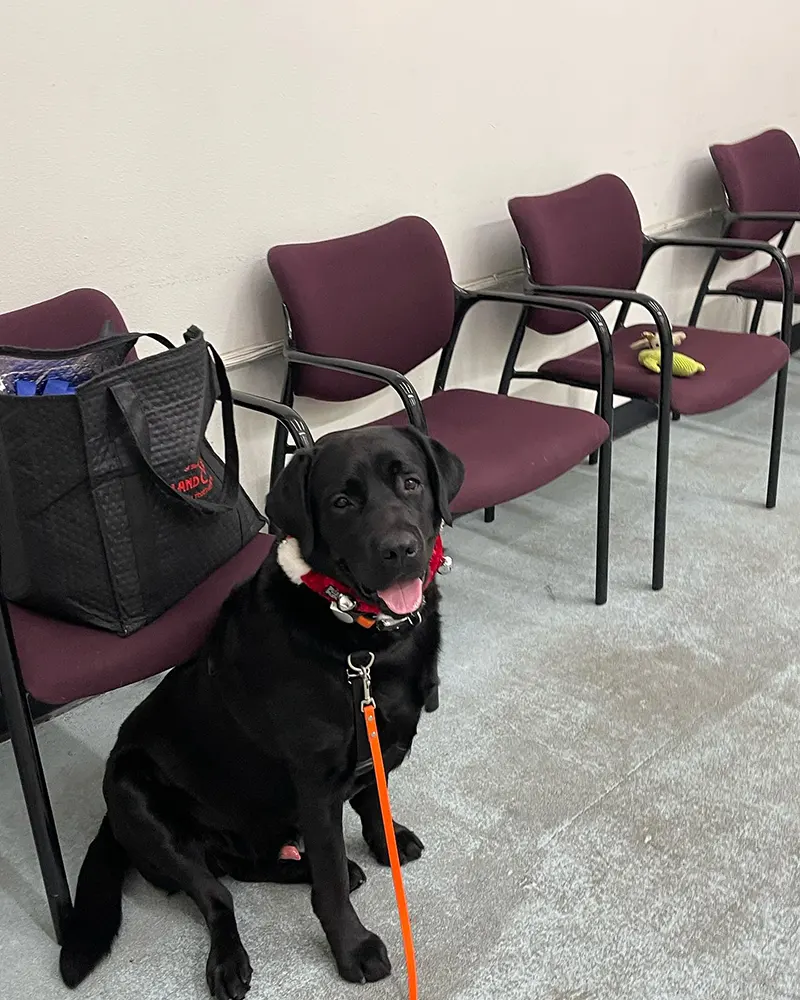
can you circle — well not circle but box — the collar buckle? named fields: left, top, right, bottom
left=375, top=608, right=423, bottom=631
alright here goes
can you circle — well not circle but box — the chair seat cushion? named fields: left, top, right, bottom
left=9, top=533, right=274, bottom=706
left=540, top=324, right=789, bottom=415
left=727, top=253, right=800, bottom=300
left=373, top=388, right=609, bottom=514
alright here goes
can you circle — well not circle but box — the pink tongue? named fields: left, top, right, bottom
left=377, top=578, right=423, bottom=615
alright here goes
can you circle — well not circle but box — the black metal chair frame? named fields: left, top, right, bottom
left=512, top=233, right=794, bottom=593
left=689, top=209, right=800, bottom=331
left=269, top=284, right=615, bottom=605
left=0, top=396, right=314, bottom=945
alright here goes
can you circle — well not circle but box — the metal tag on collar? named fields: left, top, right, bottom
left=330, top=593, right=357, bottom=623
left=347, top=651, right=376, bottom=707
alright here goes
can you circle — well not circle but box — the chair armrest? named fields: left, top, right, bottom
left=285, top=349, right=427, bottom=433
left=459, top=286, right=614, bottom=421
left=646, top=233, right=791, bottom=266
left=521, top=281, right=674, bottom=405
left=461, top=286, right=614, bottom=360
left=231, top=391, right=314, bottom=450
left=645, top=236, right=795, bottom=343
left=521, top=283, right=673, bottom=351
left=726, top=210, right=800, bottom=224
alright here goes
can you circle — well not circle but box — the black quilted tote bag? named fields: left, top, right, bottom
left=0, top=326, right=264, bottom=634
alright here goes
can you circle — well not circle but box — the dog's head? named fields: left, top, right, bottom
left=266, top=426, right=464, bottom=616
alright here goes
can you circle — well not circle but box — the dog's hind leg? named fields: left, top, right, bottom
left=107, top=755, right=252, bottom=1000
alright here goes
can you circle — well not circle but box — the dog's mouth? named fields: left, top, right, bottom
left=375, top=577, right=424, bottom=616
left=336, top=561, right=427, bottom=617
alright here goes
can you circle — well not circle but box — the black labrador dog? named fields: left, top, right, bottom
left=59, top=425, right=464, bottom=999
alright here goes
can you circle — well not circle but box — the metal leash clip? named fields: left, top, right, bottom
left=347, top=651, right=376, bottom=707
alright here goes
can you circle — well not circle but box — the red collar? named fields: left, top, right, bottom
left=277, top=535, right=450, bottom=629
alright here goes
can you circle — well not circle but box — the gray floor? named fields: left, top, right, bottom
left=3, top=364, right=800, bottom=1000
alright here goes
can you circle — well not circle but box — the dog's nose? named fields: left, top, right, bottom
left=381, top=533, right=419, bottom=564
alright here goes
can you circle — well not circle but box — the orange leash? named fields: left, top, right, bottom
left=349, top=654, right=418, bottom=1000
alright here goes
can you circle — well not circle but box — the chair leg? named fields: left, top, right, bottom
left=652, top=399, right=671, bottom=591
left=0, top=619, right=71, bottom=943
left=484, top=507, right=496, bottom=523
left=749, top=299, right=764, bottom=334
left=588, top=392, right=600, bottom=465
left=766, top=365, right=788, bottom=509
left=594, top=438, right=612, bottom=606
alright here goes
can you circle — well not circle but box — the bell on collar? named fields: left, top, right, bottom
left=437, top=554, right=453, bottom=575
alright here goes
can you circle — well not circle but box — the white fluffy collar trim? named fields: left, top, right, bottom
left=276, top=536, right=311, bottom=585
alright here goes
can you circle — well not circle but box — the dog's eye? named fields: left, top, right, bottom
left=403, top=477, right=421, bottom=492
left=332, top=495, right=352, bottom=509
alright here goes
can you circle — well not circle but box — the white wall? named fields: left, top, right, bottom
left=2, top=0, right=800, bottom=501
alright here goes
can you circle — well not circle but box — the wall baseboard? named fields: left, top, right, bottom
left=222, top=341, right=282, bottom=369
left=235, top=207, right=726, bottom=359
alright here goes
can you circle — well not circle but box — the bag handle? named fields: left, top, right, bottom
left=0, top=329, right=179, bottom=362
left=109, top=340, right=241, bottom=515
left=118, top=330, right=178, bottom=352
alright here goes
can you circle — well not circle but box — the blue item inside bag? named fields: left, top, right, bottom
left=42, top=377, right=75, bottom=395
left=1, top=353, right=105, bottom=396
left=11, top=375, right=76, bottom=396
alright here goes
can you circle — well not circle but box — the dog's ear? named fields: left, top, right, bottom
left=266, top=448, right=315, bottom=553
left=401, top=427, right=465, bottom=526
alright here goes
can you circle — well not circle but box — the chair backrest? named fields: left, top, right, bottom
left=508, top=174, right=643, bottom=334
left=0, top=288, right=127, bottom=348
left=268, top=216, right=455, bottom=402
left=710, top=128, right=800, bottom=260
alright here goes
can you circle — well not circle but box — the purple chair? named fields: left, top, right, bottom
left=267, top=215, right=615, bottom=604
left=0, top=289, right=312, bottom=943
left=689, top=128, right=800, bottom=332
left=508, top=175, right=794, bottom=591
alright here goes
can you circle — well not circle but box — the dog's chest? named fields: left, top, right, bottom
left=343, top=673, right=420, bottom=787
left=370, top=674, right=419, bottom=737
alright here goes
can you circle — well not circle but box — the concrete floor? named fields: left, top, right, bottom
left=2, top=363, right=800, bottom=1000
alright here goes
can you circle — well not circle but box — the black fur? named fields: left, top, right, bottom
left=60, top=426, right=464, bottom=999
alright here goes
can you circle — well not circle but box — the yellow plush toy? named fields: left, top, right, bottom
left=638, top=349, right=706, bottom=377
left=631, top=330, right=705, bottom=377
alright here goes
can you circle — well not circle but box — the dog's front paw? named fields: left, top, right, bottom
left=335, top=931, right=391, bottom=983
left=424, top=685, right=440, bottom=712
left=366, top=822, right=424, bottom=866
left=206, top=938, right=252, bottom=1000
